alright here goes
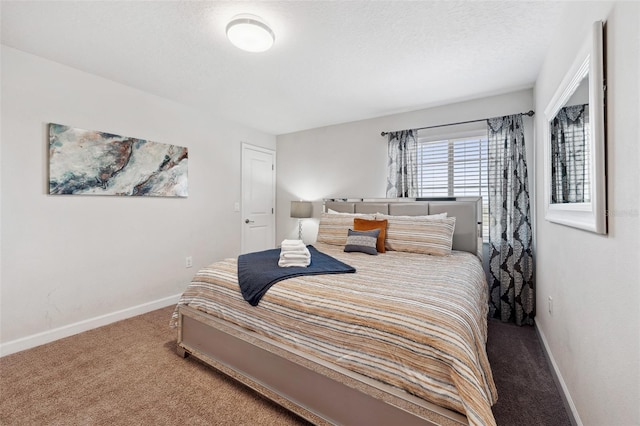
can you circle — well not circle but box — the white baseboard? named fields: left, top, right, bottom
left=0, top=294, right=181, bottom=357
left=535, top=322, right=583, bottom=426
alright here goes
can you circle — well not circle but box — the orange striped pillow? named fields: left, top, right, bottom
left=384, top=216, right=456, bottom=256
left=317, top=213, right=374, bottom=246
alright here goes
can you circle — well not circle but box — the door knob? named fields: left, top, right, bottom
left=245, top=219, right=255, bottom=224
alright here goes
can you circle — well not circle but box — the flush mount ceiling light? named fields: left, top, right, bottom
left=226, top=14, right=275, bottom=53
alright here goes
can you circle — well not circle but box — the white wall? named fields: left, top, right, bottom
left=276, top=89, right=534, bottom=243
left=0, top=46, right=275, bottom=354
left=534, top=2, right=639, bottom=425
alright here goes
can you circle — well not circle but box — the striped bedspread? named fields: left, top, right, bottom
left=171, top=243, right=497, bottom=426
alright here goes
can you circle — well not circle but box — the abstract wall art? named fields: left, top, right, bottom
left=48, top=123, right=188, bottom=197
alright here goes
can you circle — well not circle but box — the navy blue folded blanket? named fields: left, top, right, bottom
left=237, top=245, right=356, bottom=306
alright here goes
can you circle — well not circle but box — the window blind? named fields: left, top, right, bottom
left=416, top=132, right=489, bottom=238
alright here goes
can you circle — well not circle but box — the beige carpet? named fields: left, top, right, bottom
left=0, top=306, right=308, bottom=425
left=1, top=306, right=571, bottom=425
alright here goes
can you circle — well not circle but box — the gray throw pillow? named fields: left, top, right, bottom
left=344, top=228, right=380, bottom=255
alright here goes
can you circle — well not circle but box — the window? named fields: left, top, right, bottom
left=416, top=131, right=489, bottom=239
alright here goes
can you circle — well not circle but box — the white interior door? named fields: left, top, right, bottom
left=241, top=143, right=276, bottom=254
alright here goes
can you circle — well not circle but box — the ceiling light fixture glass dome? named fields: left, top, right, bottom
left=226, top=14, right=275, bottom=53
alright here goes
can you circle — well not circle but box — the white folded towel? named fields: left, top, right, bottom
left=281, top=253, right=310, bottom=260
left=279, top=241, right=310, bottom=267
left=281, top=247, right=308, bottom=254
left=280, top=239, right=307, bottom=252
left=278, top=257, right=311, bottom=267
left=280, top=247, right=311, bottom=259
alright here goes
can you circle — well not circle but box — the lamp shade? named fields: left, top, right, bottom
left=290, top=201, right=312, bottom=218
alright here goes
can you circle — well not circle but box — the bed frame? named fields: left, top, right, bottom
left=176, top=198, right=482, bottom=425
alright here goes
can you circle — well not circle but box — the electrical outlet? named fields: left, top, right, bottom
left=548, top=296, right=553, bottom=315
left=185, top=256, right=193, bottom=268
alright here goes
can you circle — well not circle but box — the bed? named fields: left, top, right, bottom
left=172, top=198, right=497, bottom=425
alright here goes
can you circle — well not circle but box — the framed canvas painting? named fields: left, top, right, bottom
left=48, top=123, right=188, bottom=197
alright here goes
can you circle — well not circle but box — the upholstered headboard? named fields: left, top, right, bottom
left=324, top=198, right=482, bottom=257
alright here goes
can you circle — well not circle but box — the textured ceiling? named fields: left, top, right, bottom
left=1, top=1, right=570, bottom=135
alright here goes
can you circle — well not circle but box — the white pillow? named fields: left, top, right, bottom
left=375, top=212, right=447, bottom=220
left=327, top=208, right=358, bottom=215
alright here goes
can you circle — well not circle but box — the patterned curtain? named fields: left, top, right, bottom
left=487, top=115, right=534, bottom=326
left=550, top=104, right=590, bottom=203
left=386, top=130, right=418, bottom=198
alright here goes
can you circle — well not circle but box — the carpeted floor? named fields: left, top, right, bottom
left=486, top=319, right=571, bottom=426
left=0, top=306, right=571, bottom=425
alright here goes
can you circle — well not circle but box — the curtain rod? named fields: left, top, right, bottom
left=380, top=110, right=535, bottom=137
